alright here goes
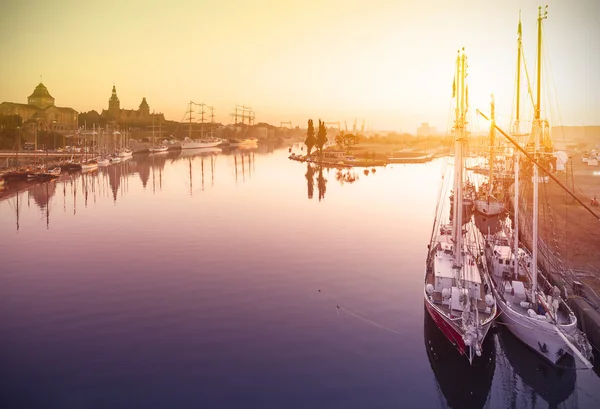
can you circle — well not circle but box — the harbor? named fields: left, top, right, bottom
left=2, top=1, right=600, bottom=408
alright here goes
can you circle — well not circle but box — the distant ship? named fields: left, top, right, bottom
left=180, top=101, right=223, bottom=149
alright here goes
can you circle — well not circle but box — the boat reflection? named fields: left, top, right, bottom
left=496, top=325, right=576, bottom=408
left=424, top=307, right=495, bottom=409
left=0, top=147, right=224, bottom=229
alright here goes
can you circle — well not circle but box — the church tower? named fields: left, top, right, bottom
left=139, top=97, right=150, bottom=116
left=108, top=85, right=120, bottom=114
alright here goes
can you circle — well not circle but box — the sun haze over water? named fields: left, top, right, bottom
left=1, top=0, right=598, bottom=133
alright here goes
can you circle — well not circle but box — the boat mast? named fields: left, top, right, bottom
left=152, top=116, right=155, bottom=147
left=453, top=49, right=465, bottom=269
left=188, top=101, right=193, bottom=140
left=210, top=106, right=215, bottom=138
left=200, top=103, right=205, bottom=139
left=514, top=153, right=519, bottom=278
left=532, top=5, right=548, bottom=301
left=514, top=10, right=522, bottom=135
left=489, top=95, right=495, bottom=193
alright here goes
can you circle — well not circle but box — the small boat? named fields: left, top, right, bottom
left=117, top=148, right=133, bottom=158
left=81, top=160, right=99, bottom=171
left=109, top=155, right=122, bottom=164
left=148, top=145, right=169, bottom=153
left=97, top=158, right=111, bottom=166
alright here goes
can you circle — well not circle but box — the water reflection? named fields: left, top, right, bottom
left=496, top=326, right=576, bottom=408
left=230, top=147, right=255, bottom=184
left=424, top=308, right=495, bottom=409
left=302, top=163, right=366, bottom=201
left=0, top=148, right=224, bottom=230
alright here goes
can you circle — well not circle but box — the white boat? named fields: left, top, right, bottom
left=117, top=148, right=133, bottom=158
left=180, top=137, right=221, bottom=149
left=81, top=160, right=99, bottom=171
left=482, top=8, right=592, bottom=368
left=109, top=155, right=121, bottom=164
left=424, top=48, right=497, bottom=365
left=97, top=158, right=110, bottom=166
left=179, top=101, right=223, bottom=149
left=148, top=145, right=169, bottom=153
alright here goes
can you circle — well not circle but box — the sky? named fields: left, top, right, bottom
left=1, top=0, right=599, bottom=133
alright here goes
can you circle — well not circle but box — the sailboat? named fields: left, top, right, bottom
left=424, top=48, right=497, bottom=364
left=180, top=102, right=222, bottom=149
left=229, top=104, right=258, bottom=147
left=474, top=96, right=505, bottom=216
left=482, top=7, right=593, bottom=368
left=80, top=127, right=99, bottom=172
left=115, top=130, right=133, bottom=158
left=148, top=117, right=169, bottom=153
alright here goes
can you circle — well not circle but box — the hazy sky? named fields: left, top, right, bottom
left=1, top=0, right=598, bottom=133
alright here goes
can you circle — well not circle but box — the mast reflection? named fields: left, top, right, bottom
left=0, top=147, right=224, bottom=229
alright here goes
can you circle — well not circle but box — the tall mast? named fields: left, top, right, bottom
left=152, top=116, right=155, bottom=147
left=515, top=10, right=522, bottom=134
left=489, top=95, right=495, bottom=191
left=532, top=5, right=548, bottom=301
left=453, top=48, right=465, bottom=268
left=514, top=153, right=519, bottom=278
left=188, top=101, right=193, bottom=140
left=452, top=50, right=460, bottom=250
left=535, top=6, right=547, bottom=122
left=210, top=106, right=215, bottom=138
left=200, top=103, right=205, bottom=139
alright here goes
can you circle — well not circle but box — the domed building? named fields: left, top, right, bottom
left=0, top=82, right=78, bottom=131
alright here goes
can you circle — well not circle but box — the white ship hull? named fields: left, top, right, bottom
left=148, top=146, right=169, bottom=153
left=491, top=284, right=575, bottom=364
left=81, top=162, right=99, bottom=171
left=180, top=140, right=221, bottom=149
left=117, top=148, right=133, bottom=158
left=474, top=199, right=504, bottom=215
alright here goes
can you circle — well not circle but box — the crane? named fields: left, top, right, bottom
left=280, top=121, right=292, bottom=128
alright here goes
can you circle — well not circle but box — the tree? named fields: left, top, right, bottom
left=316, top=119, right=328, bottom=155
left=335, top=132, right=359, bottom=152
left=305, top=119, right=316, bottom=156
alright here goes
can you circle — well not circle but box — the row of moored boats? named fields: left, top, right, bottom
left=424, top=7, right=594, bottom=369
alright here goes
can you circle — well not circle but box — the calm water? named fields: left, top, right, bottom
left=1, top=144, right=600, bottom=409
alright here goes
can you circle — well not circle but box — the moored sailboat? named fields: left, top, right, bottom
left=424, top=48, right=497, bottom=364
left=480, top=7, right=593, bottom=368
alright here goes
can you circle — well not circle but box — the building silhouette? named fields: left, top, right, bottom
left=0, top=82, right=78, bottom=131
left=101, top=85, right=164, bottom=128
